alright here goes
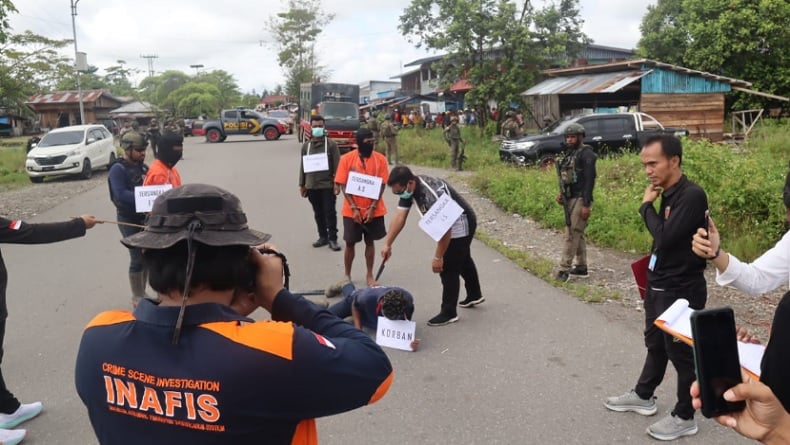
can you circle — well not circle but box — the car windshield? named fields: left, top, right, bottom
left=38, top=130, right=84, bottom=147
left=322, top=103, right=358, bottom=120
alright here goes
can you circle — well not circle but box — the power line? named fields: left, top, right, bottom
left=140, top=54, right=159, bottom=77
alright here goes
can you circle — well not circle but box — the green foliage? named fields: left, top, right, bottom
left=638, top=0, right=790, bottom=108
left=404, top=119, right=790, bottom=261
left=0, top=0, right=16, bottom=45
left=0, top=140, right=32, bottom=188
left=0, top=31, right=72, bottom=113
left=400, top=0, right=588, bottom=123
left=266, top=0, right=333, bottom=99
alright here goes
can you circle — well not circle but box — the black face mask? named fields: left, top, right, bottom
left=358, top=142, right=374, bottom=158
left=158, top=146, right=183, bottom=167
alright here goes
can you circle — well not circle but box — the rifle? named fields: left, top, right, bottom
left=556, top=150, right=571, bottom=227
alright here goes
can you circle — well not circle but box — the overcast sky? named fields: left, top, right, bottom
left=9, top=0, right=656, bottom=94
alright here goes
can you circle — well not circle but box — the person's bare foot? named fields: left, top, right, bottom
left=366, top=276, right=378, bottom=287
left=410, top=339, right=421, bottom=351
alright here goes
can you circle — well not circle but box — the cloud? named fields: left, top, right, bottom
left=9, top=0, right=655, bottom=93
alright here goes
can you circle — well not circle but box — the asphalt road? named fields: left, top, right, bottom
left=2, top=134, right=752, bottom=444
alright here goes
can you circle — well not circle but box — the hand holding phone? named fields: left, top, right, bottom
left=690, top=307, right=746, bottom=418
left=702, top=210, right=710, bottom=239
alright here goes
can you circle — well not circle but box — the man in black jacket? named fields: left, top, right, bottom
left=0, top=214, right=96, bottom=439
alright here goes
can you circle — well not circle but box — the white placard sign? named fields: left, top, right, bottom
left=417, top=193, right=464, bottom=241
left=302, top=152, right=329, bottom=173
left=134, top=184, right=173, bottom=213
left=376, top=317, right=417, bottom=352
left=345, top=171, right=382, bottom=200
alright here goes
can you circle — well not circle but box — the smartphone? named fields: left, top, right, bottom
left=690, top=307, right=745, bottom=418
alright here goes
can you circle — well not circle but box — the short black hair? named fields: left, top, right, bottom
left=644, top=134, right=683, bottom=166
left=387, top=165, right=415, bottom=187
left=144, top=241, right=250, bottom=294
left=311, top=115, right=325, bottom=124
left=379, top=289, right=413, bottom=320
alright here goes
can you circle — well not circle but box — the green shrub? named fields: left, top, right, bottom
left=401, top=118, right=790, bottom=261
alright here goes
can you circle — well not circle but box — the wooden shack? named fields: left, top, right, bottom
left=522, top=59, right=755, bottom=141
left=25, top=89, right=123, bottom=130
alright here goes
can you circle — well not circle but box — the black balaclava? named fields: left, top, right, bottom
left=158, top=131, right=184, bottom=167
left=356, top=128, right=374, bottom=158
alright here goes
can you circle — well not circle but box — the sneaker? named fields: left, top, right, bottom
left=427, top=313, right=459, bottom=326
left=327, top=239, right=341, bottom=251
left=646, top=414, right=698, bottom=441
left=0, top=428, right=26, bottom=445
left=556, top=270, right=570, bottom=282
left=458, top=296, right=485, bottom=308
left=0, top=402, right=43, bottom=429
left=604, top=390, right=657, bottom=416
left=312, top=238, right=328, bottom=248
left=569, top=265, right=589, bottom=277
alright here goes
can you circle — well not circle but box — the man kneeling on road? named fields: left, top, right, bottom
left=326, top=282, right=420, bottom=351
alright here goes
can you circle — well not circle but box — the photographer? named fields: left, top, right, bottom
left=75, top=184, right=393, bottom=445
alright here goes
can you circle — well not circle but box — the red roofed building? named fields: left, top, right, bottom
left=259, top=95, right=291, bottom=109
left=26, top=89, right=123, bottom=129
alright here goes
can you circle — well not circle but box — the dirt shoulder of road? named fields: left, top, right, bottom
left=413, top=165, right=780, bottom=341
left=1, top=166, right=780, bottom=341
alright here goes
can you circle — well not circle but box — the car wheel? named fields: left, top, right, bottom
left=206, top=129, right=222, bottom=143
left=263, top=127, right=279, bottom=141
left=538, top=155, right=556, bottom=170
left=29, top=176, right=44, bottom=184
left=80, top=158, right=93, bottom=179
left=107, top=152, right=116, bottom=170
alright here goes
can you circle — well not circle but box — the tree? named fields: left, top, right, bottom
left=399, top=0, right=588, bottom=129
left=0, top=0, right=16, bottom=44
left=638, top=0, right=790, bottom=108
left=199, top=69, right=241, bottom=110
left=0, top=31, right=73, bottom=114
left=267, top=0, right=333, bottom=99
left=164, top=82, right=220, bottom=118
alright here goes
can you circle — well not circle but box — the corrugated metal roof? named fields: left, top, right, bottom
left=522, top=70, right=651, bottom=96
left=108, top=101, right=159, bottom=115
left=25, top=89, right=119, bottom=105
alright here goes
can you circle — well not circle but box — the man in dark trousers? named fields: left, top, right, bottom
left=382, top=166, right=484, bottom=326
left=555, top=123, right=596, bottom=282
left=299, top=114, right=341, bottom=251
left=109, top=130, right=150, bottom=306
left=0, top=214, right=97, bottom=442
left=605, top=135, right=709, bottom=441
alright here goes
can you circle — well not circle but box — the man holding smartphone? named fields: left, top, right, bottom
left=605, top=135, right=709, bottom=441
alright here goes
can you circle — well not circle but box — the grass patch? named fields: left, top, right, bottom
left=476, top=231, right=622, bottom=303
left=397, top=119, right=790, bottom=263
left=0, top=137, right=32, bottom=189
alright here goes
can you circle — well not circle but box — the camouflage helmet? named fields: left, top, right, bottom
left=563, top=123, right=585, bottom=136
left=120, top=130, right=148, bottom=150
left=505, top=110, right=515, bottom=118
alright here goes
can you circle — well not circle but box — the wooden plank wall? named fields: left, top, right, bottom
left=640, top=93, right=724, bottom=141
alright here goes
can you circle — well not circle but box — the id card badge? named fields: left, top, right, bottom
left=648, top=253, right=658, bottom=271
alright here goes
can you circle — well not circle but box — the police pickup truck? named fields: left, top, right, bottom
left=499, top=112, right=689, bottom=167
left=199, top=108, right=287, bottom=143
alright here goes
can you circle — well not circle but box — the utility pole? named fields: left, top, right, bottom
left=140, top=54, right=159, bottom=77
left=70, top=0, right=85, bottom=125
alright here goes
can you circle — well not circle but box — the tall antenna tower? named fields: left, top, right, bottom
left=140, top=54, right=159, bottom=77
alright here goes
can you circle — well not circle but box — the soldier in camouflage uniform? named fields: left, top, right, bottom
left=379, top=114, right=398, bottom=165
left=367, top=112, right=380, bottom=151
left=501, top=111, right=522, bottom=140
left=444, top=116, right=464, bottom=170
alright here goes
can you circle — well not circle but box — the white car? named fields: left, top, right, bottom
left=26, top=124, right=117, bottom=183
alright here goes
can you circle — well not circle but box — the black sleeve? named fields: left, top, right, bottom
left=0, top=217, right=86, bottom=245
left=640, top=187, right=707, bottom=250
